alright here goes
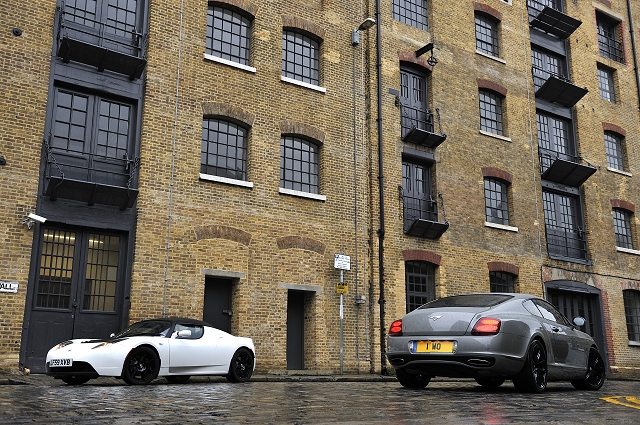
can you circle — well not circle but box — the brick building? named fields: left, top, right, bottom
left=0, top=0, right=639, bottom=378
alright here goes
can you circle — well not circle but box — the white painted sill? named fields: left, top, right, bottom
left=628, top=340, right=640, bottom=347
left=280, top=76, right=326, bottom=93
left=616, top=246, right=640, bottom=256
left=200, top=173, right=254, bottom=188
left=475, top=50, right=506, bottom=64
left=479, top=130, right=512, bottom=143
left=204, top=54, right=257, bottom=73
left=485, top=221, right=518, bottom=232
left=607, top=167, right=632, bottom=177
left=279, top=187, right=326, bottom=202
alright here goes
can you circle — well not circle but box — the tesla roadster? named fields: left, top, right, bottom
left=386, top=293, right=606, bottom=393
left=46, top=318, right=255, bottom=385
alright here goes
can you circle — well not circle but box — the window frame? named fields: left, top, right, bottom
left=597, top=65, right=616, bottom=103
left=484, top=177, right=510, bottom=226
left=405, top=260, right=436, bottom=313
left=200, top=117, right=249, bottom=183
left=475, top=12, right=500, bottom=57
left=280, top=135, right=321, bottom=196
left=281, top=30, right=322, bottom=89
left=205, top=5, right=254, bottom=72
left=479, top=89, right=504, bottom=136
left=542, top=189, right=589, bottom=262
left=489, top=271, right=515, bottom=293
left=392, top=0, right=429, bottom=31
left=623, top=290, right=640, bottom=343
left=597, top=12, right=624, bottom=63
left=613, top=208, right=634, bottom=250
left=604, top=131, right=626, bottom=172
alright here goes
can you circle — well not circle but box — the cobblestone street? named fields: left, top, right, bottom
left=0, top=375, right=638, bottom=424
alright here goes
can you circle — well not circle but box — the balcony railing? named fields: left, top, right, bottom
left=532, top=65, right=588, bottom=107
left=399, top=103, right=447, bottom=148
left=401, top=193, right=449, bottom=239
left=527, top=0, right=581, bottom=39
left=56, top=3, right=147, bottom=79
left=44, top=139, right=139, bottom=209
left=545, top=225, right=589, bottom=262
left=539, top=147, right=596, bottom=187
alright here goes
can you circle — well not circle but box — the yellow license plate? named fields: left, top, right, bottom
left=413, top=340, right=455, bottom=353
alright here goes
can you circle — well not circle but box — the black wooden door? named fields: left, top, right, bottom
left=24, top=227, right=125, bottom=373
left=203, top=277, right=232, bottom=333
left=286, top=290, right=305, bottom=370
left=400, top=68, right=429, bottom=137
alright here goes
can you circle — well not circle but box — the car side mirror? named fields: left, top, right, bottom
left=573, top=317, right=585, bottom=327
left=110, top=333, right=115, bottom=338
left=176, top=329, right=192, bottom=338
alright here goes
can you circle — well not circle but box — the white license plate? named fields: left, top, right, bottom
left=50, top=358, right=72, bottom=367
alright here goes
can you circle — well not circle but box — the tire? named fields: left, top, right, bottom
left=165, top=375, right=191, bottom=384
left=571, top=347, right=605, bottom=391
left=122, top=346, right=160, bottom=385
left=61, top=376, right=90, bottom=385
left=226, top=348, right=254, bottom=383
left=396, top=369, right=431, bottom=389
left=474, top=376, right=505, bottom=389
left=513, top=340, right=547, bottom=393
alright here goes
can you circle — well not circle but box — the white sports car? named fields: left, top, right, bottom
left=45, top=318, right=256, bottom=385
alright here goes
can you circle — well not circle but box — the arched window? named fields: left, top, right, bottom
left=280, top=136, right=320, bottom=194
left=206, top=5, right=253, bottom=66
left=201, top=118, right=248, bottom=181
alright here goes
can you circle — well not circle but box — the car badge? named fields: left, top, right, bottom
left=429, top=315, right=442, bottom=321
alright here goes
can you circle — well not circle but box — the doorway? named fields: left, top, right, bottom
left=203, top=277, right=233, bottom=333
left=287, top=290, right=306, bottom=370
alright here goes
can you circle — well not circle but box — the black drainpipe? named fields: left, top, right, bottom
left=627, top=0, right=640, bottom=110
left=375, top=0, right=387, bottom=376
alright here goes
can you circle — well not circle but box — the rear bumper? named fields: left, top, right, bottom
left=387, top=353, right=524, bottom=378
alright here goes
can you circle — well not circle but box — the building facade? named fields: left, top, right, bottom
left=1, top=0, right=639, bottom=378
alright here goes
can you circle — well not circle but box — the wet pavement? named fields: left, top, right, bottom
left=0, top=374, right=639, bottom=424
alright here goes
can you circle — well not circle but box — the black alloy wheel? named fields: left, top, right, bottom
left=166, top=375, right=191, bottom=384
left=513, top=339, right=547, bottom=393
left=395, top=369, right=431, bottom=389
left=474, top=376, right=505, bottom=389
left=122, top=346, right=160, bottom=385
left=571, top=347, right=606, bottom=390
left=61, top=375, right=90, bottom=385
left=226, top=348, right=254, bottom=383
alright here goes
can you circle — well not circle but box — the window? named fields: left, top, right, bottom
left=206, top=5, right=252, bottom=66
left=484, top=178, right=510, bottom=225
left=63, top=0, right=140, bottom=39
left=623, top=290, right=640, bottom=342
left=532, top=299, right=570, bottom=326
left=479, top=89, right=504, bottom=135
left=597, top=65, right=616, bottom=102
left=527, top=0, right=561, bottom=18
left=597, top=13, right=624, bottom=63
left=201, top=118, right=248, bottom=181
left=280, top=136, right=319, bottom=194
left=543, top=190, right=588, bottom=261
left=604, top=131, right=625, bottom=171
left=536, top=112, right=575, bottom=173
left=402, top=159, right=435, bottom=229
left=475, top=13, right=499, bottom=57
left=282, top=30, right=320, bottom=86
left=399, top=66, right=431, bottom=138
left=405, top=261, right=435, bottom=312
left=613, top=208, right=634, bottom=250
left=490, top=271, right=515, bottom=293
left=531, top=47, right=566, bottom=91
left=392, top=0, right=428, bottom=30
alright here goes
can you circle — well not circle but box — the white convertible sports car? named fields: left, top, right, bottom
left=45, top=318, right=256, bottom=385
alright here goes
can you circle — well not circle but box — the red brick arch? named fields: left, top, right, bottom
left=403, top=250, right=441, bottom=265
left=477, top=78, right=507, bottom=97
left=482, top=167, right=513, bottom=183
left=602, top=122, right=626, bottom=137
left=611, top=199, right=635, bottom=213
left=473, top=2, right=503, bottom=21
left=487, top=261, right=519, bottom=276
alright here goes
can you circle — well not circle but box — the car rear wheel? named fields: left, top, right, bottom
left=123, top=346, right=160, bottom=385
left=513, top=340, right=547, bottom=393
left=570, top=347, right=605, bottom=391
left=165, top=375, right=191, bottom=384
left=61, top=376, right=90, bottom=385
left=474, top=376, right=505, bottom=389
left=226, top=348, right=254, bottom=383
left=396, top=369, right=431, bottom=389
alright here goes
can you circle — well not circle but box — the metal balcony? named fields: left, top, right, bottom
left=399, top=104, right=447, bottom=149
left=532, top=67, right=588, bottom=107
left=539, top=148, right=597, bottom=187
left=56, top=5, right=147, bottom=79
left=402, top=194, right=449, bottom=239
left=545, top=225, right=589, bottom=262
left=527, top=1, right=581, bottom=39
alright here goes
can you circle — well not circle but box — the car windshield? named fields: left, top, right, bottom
left=113, top=320, right=172, bottom=338
left=419, top=294, right=513, bottom=309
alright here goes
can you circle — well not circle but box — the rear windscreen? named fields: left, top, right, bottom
left=418, top=294, right=513, bottom=309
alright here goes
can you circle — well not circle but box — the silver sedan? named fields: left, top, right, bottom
left=386, top=293, right=605, bottom=393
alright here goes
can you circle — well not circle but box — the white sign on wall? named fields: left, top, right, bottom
left=0, top=281, right=19, bottom=293
left=334, top=254, right=351, bottom=270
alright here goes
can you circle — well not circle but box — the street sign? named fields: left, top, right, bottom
left=336, top=282, right=348, bottom=294
left=334, top=254, right=351, bottom=270
left=0, top=281, right=18, bottom=293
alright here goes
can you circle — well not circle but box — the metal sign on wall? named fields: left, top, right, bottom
left=334, top=254, right=351, bottom=270
left=0, top=281, right=19, bottom=293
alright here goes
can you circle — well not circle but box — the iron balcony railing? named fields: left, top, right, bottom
left=400, top=103, right=436, bottom=136
left=545, top=225, right=589, bottom=261
left=532, top=65, right=570, bottom=91
left=403, top=195, right=439, bottom=225
left=538, top=146, right=578, bottom=175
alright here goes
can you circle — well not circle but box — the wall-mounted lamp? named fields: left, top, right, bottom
left=20, top=213, right=47, bottom=230
left=351, top=17, right=376, bottom=46
left=0, top=156, right=6, bottom=166
left=416, top=42, right=438, bottom=67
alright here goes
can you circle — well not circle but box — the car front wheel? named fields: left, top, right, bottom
left=513, top=339, right=547, bottom=393
left=571, top=347, right=605, bottom=391
left=396, top=369, right=431, bottom=389
left=123, top=346, right=160, bottom=385
left=226, top=348, right=254, bottom=383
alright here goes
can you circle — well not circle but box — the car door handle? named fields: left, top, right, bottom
left=222, top=310, right=232, bottom=316
left=552, top=327, right=560, bottom=332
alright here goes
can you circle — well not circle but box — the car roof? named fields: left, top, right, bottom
left=139, top=317, right=213, bottom=327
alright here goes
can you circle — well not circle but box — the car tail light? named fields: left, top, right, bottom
left=389, top=319, right=403, bottom=336
left=471, top=317, right=501, bottom=335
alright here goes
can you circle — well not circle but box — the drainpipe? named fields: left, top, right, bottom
left=375, top=0, right=387, bottom=376
left=626, top=0, right=640, bottom=110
